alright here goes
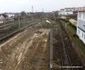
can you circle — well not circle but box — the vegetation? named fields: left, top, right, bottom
left=40, top=21, right=51, bottom=28
left=66, top=23, right=85, bottom=55
left=66, top=14, right=77, bottom=20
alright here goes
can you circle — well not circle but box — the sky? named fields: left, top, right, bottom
left=0, top=0, right=85, bottom=13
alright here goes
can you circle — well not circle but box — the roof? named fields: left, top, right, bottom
left=65, top=7, right=75, bottom=9
left=61, top=9, right=64, bottom=10
left=78, top=11, right=85, bottom=13
left=0, top=14, right=6, bottom=20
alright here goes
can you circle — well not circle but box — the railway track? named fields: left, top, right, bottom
left=0, top=20, right=40, bottom=42
left=59, top=19, right=83, bottom=70
left=59, top=24, right=73, bottom=70
left=59, top=26, right=72, bottom=70
left=53, top=19, right=84, bottom=70
left=0, top=22, right=50, bottom=70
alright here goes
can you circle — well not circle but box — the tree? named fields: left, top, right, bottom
left=2, top=13, right=8, bottom=18
left=20, top=11, right=26, bottom=16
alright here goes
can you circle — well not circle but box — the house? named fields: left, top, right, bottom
left=77, top=11, right=85, bottom=44
left=0, top=14, right=6, bottom=24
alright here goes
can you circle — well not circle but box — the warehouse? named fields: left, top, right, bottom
left=77, top=11, right=85, bottom=44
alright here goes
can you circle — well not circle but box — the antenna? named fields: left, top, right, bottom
left=42, top=8, right=44, bottom=12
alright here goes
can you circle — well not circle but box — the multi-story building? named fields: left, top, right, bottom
left=77, top=11, right=85, bottom=44
left=58, top=8, right=73, bottom=15
left=58, top=6, right=85, bottom=16
left=64, top=8, right=75, bottom=12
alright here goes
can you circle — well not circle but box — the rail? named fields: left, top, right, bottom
left=0, top=21, right=38, bottom=41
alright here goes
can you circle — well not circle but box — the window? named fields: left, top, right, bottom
left=82, top=33, right=83, bottom=38
left=78, top=29, right=80, bottom=35
left=79, top=13, right=81, bottom=18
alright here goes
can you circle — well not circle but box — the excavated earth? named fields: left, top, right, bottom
left=0, top=28, right=50, bottom=70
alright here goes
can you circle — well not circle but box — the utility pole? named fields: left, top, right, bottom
left=50, top=23, right=53, bottom=70
left=32, top=6, right=34, bottom=21
left=46, top=20, right=53, bottom=70
left=18, top=14, right=20, bottom=29
left=42, top=8, right=44, bottom=12
left=32, top=6, right=33, bottom=13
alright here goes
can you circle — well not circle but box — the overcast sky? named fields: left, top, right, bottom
left=0, top=0, right=85, bottom=13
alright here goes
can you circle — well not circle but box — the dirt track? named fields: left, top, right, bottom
left=0, top=28, right=50, bottom=70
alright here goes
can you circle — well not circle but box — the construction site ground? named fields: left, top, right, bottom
left=0, top=27, right=50, bottom=70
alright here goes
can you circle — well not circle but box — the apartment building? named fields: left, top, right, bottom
left=77, top=11, right=85, bottom=44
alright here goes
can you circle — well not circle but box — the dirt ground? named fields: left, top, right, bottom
left=0, top=28, right=50, bottom=70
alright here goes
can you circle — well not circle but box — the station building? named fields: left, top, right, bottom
left=77, top=11, right=85, bottom=44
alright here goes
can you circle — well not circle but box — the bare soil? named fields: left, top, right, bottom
left=0, top=28, right=50, bottom=70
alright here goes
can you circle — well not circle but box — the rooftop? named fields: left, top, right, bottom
left=79, top=11, right=85, bottom=12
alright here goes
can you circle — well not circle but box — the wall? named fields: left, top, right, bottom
left=77, top=12, right=85, bottom=44
left=58, top=11, right=73, bottom=15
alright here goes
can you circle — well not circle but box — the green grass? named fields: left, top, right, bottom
left=66, top=23, right=85, bottom=55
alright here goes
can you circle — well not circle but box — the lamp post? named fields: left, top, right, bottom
left=46, top=20, right=53, bottom=70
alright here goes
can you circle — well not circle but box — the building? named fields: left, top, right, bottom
left=58, top=9, right=64, bottom=15
left=77, top=11, right=85, bottom=44
left=64, top=8, right=75, bottom=12
left=58, top=6, right=85, bottom=16
left=0, top=14, right=6, bottom=24
left=58, top=8, right=74, bottom=15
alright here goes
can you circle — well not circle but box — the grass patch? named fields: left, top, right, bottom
left=66, top=23, right=85, bottom=55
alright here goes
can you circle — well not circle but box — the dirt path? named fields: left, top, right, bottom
left=0, top=28, right=50, bottom=70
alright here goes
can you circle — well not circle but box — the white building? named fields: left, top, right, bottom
left=58, top=6, right=85, bottom=16
left=58, top=8, right=74, bottom=15
left=58, top=11, right=73, bottom=15
left=77, top=11, right=85, bottom=44
left=64, top=8, right=75, bottom=12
